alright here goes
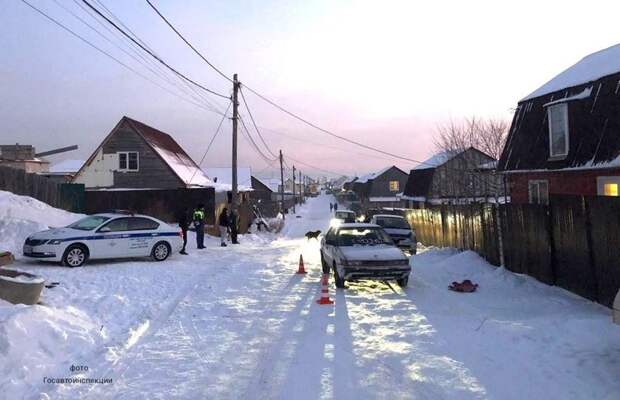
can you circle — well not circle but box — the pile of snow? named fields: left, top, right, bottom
left=0, top=190, right=83, bottom=255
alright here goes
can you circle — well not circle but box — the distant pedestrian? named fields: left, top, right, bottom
left=176, top=207, right=190, bottom=255
left=411, top=228, right=418, bottom=255
left=193, top=204, right=206, bottom=249
left=329, top=203, right=333, bottom=212
left=334, top=203, right=338, bottom=212
left=218, top=207, right=229, bottom=247
left=230, top=209, right=240, bottom=244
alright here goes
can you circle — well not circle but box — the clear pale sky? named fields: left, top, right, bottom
left=1, top=0, right=619, bottom=177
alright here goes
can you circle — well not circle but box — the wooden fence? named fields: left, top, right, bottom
left=403, top=196, right=620, bottom=308
left=0, top=166, right=84, bottom=212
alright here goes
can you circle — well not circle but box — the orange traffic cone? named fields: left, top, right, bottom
left=316, top=273, right=334, bottom=305
left=296, top=254, right=307, bottom=274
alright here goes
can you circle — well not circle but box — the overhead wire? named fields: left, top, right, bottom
left=188, top=100, right=233, bottom=184
left=18, top=0, right=223, bottom=117
left=238, top=85, right=279, bottom=160
left=70, top=0, right=226, bottom=115
left=81, top=0, right=230, bottom=99
left=144, top=0, right=232, bottom=83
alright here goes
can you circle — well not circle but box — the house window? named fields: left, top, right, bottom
left=389, top=180, right=399, bottom=192
left=528, top=180, right=549, bottom=205
left=118, top=152, right=139, bottom=171
left=547, top=103, right=569, bottom=158
left=597, top=176, right=620, bottom=197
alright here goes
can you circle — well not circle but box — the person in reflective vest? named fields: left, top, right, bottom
left=192, top=204, right=206, bottom=249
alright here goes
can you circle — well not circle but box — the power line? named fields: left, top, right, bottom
left=238, top=114, right=278, bottom=163
left=81, top=0, right=230, bottom=99
left=144, top=0, right=232, bottom=83
left=73, top=0, right=227, bottom=115
left=285, top=155, right=343, bottom=176
left=18, top=0, right=222, bottom=117
left=189, top=101, right=232, bottom=184
left=239, top=86, right=278, bottom=159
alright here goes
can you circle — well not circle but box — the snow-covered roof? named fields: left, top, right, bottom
left=413, top=151, right=457, bottom=170
left=49, top=159, right=84, bottom=173
left=356, top=166, right=393, bottom=183
left=124, top=117, right=214, bottom=187
left=203, top=167, right=253, bottom=191
left=522, top=43, right=620, bottom=101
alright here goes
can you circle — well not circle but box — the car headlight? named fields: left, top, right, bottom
left=47, top=239, right=63, bottom=245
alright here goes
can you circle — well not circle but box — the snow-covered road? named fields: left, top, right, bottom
left=1, top=191, right=619, bottom=400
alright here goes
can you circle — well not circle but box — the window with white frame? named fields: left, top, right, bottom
left=389, top=180, right=399, bottom=192
left=596, top=176, right=620, bottom=197
left=118, top=151, right=139, bottom=171
left=528, top=180, right=549, bottom=205
left=547, top=103, right=569, bottom=158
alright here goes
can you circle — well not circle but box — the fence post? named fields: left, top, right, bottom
left=495, top=204, right=505, bottom=267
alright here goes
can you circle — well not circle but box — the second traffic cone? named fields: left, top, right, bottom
left=316, top=273, right=334, bottom=305
left=296, top=254, right=307, bottom=274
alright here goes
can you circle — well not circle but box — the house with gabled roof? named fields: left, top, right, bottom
left=498, top=44, right=620, bottom=204
left=351, top=166, right=409, bottom=210
left=402, top=147, right=500, bottom=206
left=73, top=116, right=213, bottom=190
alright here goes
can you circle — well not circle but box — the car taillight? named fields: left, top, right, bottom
left=178, top=230, right=183, bottom=238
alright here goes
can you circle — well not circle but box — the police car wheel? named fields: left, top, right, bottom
left=63, top=245, right=88, bottom=268
left=152, top=241, right=171, bottom=261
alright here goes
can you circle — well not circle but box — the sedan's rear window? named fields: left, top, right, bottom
left=375, top=217, right=410, bottom=229
left=337, top=228, right=393, bottom=246
left=129, top=217, right=159, bottom=231
left=68, top=216, right=110, bottom=231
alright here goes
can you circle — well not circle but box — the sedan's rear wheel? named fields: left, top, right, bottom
left=152, top=241, right=171, bottom=261
left=63, top=244, right=88, bottom=268
left=333, top=263, right=345, bottom=289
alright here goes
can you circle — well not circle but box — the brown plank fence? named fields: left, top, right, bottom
left=0, top=166, right=84, bottom=212
left=404, top=196, right=620, bottom=308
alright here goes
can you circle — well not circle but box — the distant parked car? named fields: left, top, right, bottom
left=333, top=210, right=356, bottom=224
left=320, top=223, right=411, bottom=288
left=370, top=214, right=416, bottom=254
left=23, top=213, right=183, bottom=267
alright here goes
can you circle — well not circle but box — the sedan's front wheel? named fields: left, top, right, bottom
left=62, top=244, right=88, bottom=268
left=397, top=275, right=409, bottom=288
left=152, top=241, right=171, bottom=261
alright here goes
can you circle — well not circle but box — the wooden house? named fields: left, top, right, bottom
left=498, top=44, right=620, bottom=204
left=352, top=166, right=409, bottom=210
left=402, top=147, right=500, bottom=206
left=74, top=116, right=212, bottom=189
left=250, top=176, right=273, bottom=202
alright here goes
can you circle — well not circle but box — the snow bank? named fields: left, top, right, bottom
left=0, top=190, right=83, bottom=256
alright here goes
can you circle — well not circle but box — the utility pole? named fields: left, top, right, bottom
left=231, top=73, right=240, bottom=212
left=299, top=170, right=303, bottom=202
left=292, top=165, right=296, bottom=213
left=279, top=150, right=285, bottom=218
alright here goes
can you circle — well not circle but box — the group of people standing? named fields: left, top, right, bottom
left=329, top=202, right=339, bottom=212
left=176, top=204, right=239, bottom=254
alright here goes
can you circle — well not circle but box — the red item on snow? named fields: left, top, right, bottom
left=448, top=279, right=479, bottom=293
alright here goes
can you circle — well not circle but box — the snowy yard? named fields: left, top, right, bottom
left=0, top=191, right=619, bottom=399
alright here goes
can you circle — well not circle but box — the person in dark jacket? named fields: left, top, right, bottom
left=176, top=207, right=189, bottom=255
left=193, top=204, right=206, bottom=249
left=229, top=209, right=240, bottom=244
left=218, top=207, right=229, bottom=247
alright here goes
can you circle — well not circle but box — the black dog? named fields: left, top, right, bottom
left=305, top=230, right=322, bottom=240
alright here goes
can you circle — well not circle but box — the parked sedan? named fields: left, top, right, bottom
left=332, top=210, right=356, bottom=225
left=23, top=213, right=183, bottom=267
left=370, top=214, right=416, bottom=253
left=320, top=223, right=411, bottom=288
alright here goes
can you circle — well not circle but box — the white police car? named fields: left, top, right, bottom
left=23, top=213, right=183, bottom=267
